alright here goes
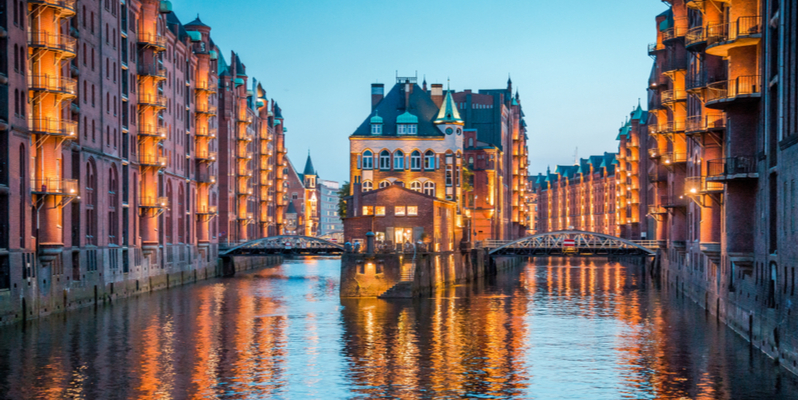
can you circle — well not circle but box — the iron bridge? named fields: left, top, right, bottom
left=221, top=235, right=345, bottom=256
left=489, top=230, right=656, bottom=257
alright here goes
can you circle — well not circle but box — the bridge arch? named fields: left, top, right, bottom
left=221, top=235, right=345, bottom=256
left=489, top=230, right=656, bottom=256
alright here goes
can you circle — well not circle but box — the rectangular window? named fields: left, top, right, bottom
left=395, top=206, right=405, bottom=216
left=407, top=206, right=418, bottom=216
left=375, top=206, right=385, bottom=216
left=362, top=206, right=373, bottom=216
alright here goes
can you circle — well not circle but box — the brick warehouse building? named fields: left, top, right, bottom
left=644, top=0, right=797, bottom=373
left=530, top=152, right=618, bottom=236
left=0, top=0, right=288, bottom=324
left=344, top=76, right=531, bottom=245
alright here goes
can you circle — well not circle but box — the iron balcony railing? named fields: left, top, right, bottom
left=196, top=171, right=216, bottom=184
left=685, top=176, right=724, bottom=194
left=661, top=89, right=687, bottom=103
left=662, top=21, right=687, bottom=42
left=686, top=113, right=726, bottom=133
left=648, top=42, right=665, bottom=55
left=29, top=118, right=78, bottom=138
left=139, top=154, right=167, bottom=168
left=707, top=156, right=757, bottom=178
left=662, top=194, right=689, bottom=208
left=197, top=206, right=217, bottom=215
left=686, top=25, right=706, bottom=48
left=29, top=0, right=77, bottom=13
left=138, top=94, right=168, bottom=108
left=196, top=103, right=217, bottom=115
left=707, top=76, right=761, bottom=103
left=31, top=178, right=78, bottom=195
left=706, top=16, right=762, bottom=47
left=662, top=152, right=687, bottom=165
left=237, top=132, right=254, bottom=142
left=137, top=64, right=167, bottom=79
left=195, top=128, right=217, bottom=138
left=237, top=150, right=253, bottom=160
left=138, top=125, right=167, bottom=140
left=196, top=151, right=217, bottom=162
left=663, top=53, right=688, bottom=73
left=195, top=81, right=217, bottom=92
left=140, top=196, right=169, bottom=208
left=28, top=31, right=77, bottom=55
left=138, top=33, right=167, bottom=49
left=28, top=74, right=78, bottom=96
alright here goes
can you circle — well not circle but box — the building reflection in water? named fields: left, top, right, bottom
left=0, top=258, right=794, bottom=399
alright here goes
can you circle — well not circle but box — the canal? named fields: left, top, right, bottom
left=0, top=258, right=795, bottom=399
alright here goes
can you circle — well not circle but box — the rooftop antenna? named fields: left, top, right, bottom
left=573, top=147, right=579, bottom=166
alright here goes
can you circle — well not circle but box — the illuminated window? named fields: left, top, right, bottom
left=375, top=206, right=385, bottom=216
left=407, top=206, right=418, bottom=216
left=424, top=150, right=435, bottom=170
left=394, top=150, right=404, bottom=169
left=362, top=150, right=373, bottom=169
left=410, top=181, right=422, bottom=192
left=379, top=150, right=391, bottom=170
left=395, top=206, right=405, bottom=216
left=423, top=182, right=435, bottom=196
left=362, top=180, right=373, bottom=192
left=362, top=206, right=373, bottom=216
left=410, top=151, right=421, bottom=170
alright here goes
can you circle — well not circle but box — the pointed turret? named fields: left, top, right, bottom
left=434, top=81, right=463, bottom=125
left=303, top=150, right=316, bottom=177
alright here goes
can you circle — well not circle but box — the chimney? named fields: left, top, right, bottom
left=371, top=83, right=384, bottom=111
left=404, top=79, right=413, bottom=110
left=431, top=84, right=443, bottom=107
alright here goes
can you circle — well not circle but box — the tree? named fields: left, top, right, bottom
left=337, top=181, right=350, bottom=218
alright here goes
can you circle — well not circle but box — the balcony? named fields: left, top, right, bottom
left=237, top=132, right=254, bottom=142
left=138, top=94, right=168, bottom=109
left=706, top=76, right=761, bottom=109
left=648, top=42, right=665, bottom=55
left=29, top=118, right=78, bottom=139
left=138, top=125, right=167, bottom=140
left=195, top=103, right=217, bottom=115
left=648, top=203, right=667, bottom=215
left=662, top=194, right=689, bottom=209
left=685, top=25, right=706, bottom=51
left=29, top=0, right=77, bottom=16
left=707, top=156, right=758, bottom=181
left=197, top=206, right=217, bottom=215
left=139, top=154, right=167, bottom=168
left=236, top=115, right=253, bottom=124
left=649, top=170, right=667, bottom=182
left=28, top=74, right=78, bottom=98
left=195, top=81, right=217, bottom=93
left=137, top=64, right=167, bottom=80
left=31, top=178, right=78, bottom=196
left=237, top=151, right=253, bottom=160
left=137, top=33, right=167, bottom=50
left=195, top=128, right=217, bottom=138
left=140, top=196, right=169, bottom=208
left=686, top=113, right=726, bottom=135
left=706, top=16, right=762, bottom=57
left=196, top=151, right=217, bottom=163
left=237, top=213, right=254, bottom=221
left=685, top=176, right=724, bottom=195
left=28, top=31, right=77, bottom=57
left=662, top=152, right=687, bottom=166
left=196, top=172, right=216, bottom=184
left=662, top=22, right=687, bottom=43
left=660, top=89, right=687, bottom=105
left=662, top=52, right=687, bottom=75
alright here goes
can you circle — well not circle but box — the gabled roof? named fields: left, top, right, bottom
left=434, top=89, right=462, bottom=124
left=351, top=83, right=443, bottom=137
left=631, top=101, right=648, bottom=124
left=185, top=15, right=210, bottom=28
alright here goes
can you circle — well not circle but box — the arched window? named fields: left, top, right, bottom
left=362, top=150, right=373, bottom=169
left=86, top=159, right=97, bottom=245
left=469, top=157, right=474, bottom=167
left=379, top=180, right=391, bottom=189
left=424, top=150, right=436, bottom=170
left=379, top=150, right=391, bottom=170
left=108, top=166, right=118, bottom=245
left=410, top=181, right=422, bottom=192
left=393, top=150, right=404, bottom=170
left=178, top=184, right=185, bottom=243
left=410, top=151, right=421, bottom=170
left=424, top=181, right=435, bottom=197
left=362, top=180, right=373, bottom=192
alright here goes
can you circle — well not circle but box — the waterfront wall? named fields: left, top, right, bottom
left=0, top=253, right=281, bottom=327
left=340, top=249, right=523, bottom=298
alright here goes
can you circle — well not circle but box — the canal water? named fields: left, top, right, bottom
left=0, top=258, right=795, bottom=399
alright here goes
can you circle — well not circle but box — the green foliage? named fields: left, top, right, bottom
left=337, top=181, right=350, bottom=218
left=461, top=166, right=474, bottom=193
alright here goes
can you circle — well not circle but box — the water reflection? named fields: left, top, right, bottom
left=0, top=258, right=795, bottom=399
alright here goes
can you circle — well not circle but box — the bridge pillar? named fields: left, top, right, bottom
left=221, top=256, right=236, bottom=277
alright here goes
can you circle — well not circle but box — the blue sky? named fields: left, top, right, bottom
left=172, top=0, right=666, bottom=183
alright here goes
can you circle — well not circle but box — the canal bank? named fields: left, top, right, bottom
left=0, top=253, right=281, bottom=327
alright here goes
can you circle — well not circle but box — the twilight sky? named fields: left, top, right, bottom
left=172, top=0, right=665, bottom=183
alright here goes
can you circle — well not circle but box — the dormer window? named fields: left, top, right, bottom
left=371, top=124, right=382, bottom=135
left=396, top=111, right=418, bottom=135
left=370, top=111, right=383, bottom=135
left=397, top=124, right=417, bottom=135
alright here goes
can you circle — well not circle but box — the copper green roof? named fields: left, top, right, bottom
left=370, top=111, right=383, bottom=124
left=397, top=111, right=418, bottom=124
left=434, top=89, right=462, bottom=124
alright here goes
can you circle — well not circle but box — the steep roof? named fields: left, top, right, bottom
left=185, top=15, right=210, bottom=28
left=434, top=89, right=462, bottom=124
left=303, top=152, right=316, bottom=176
left=351, top=83, right=443, bottom=137
left=286, top=201, right=298, bottom=214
